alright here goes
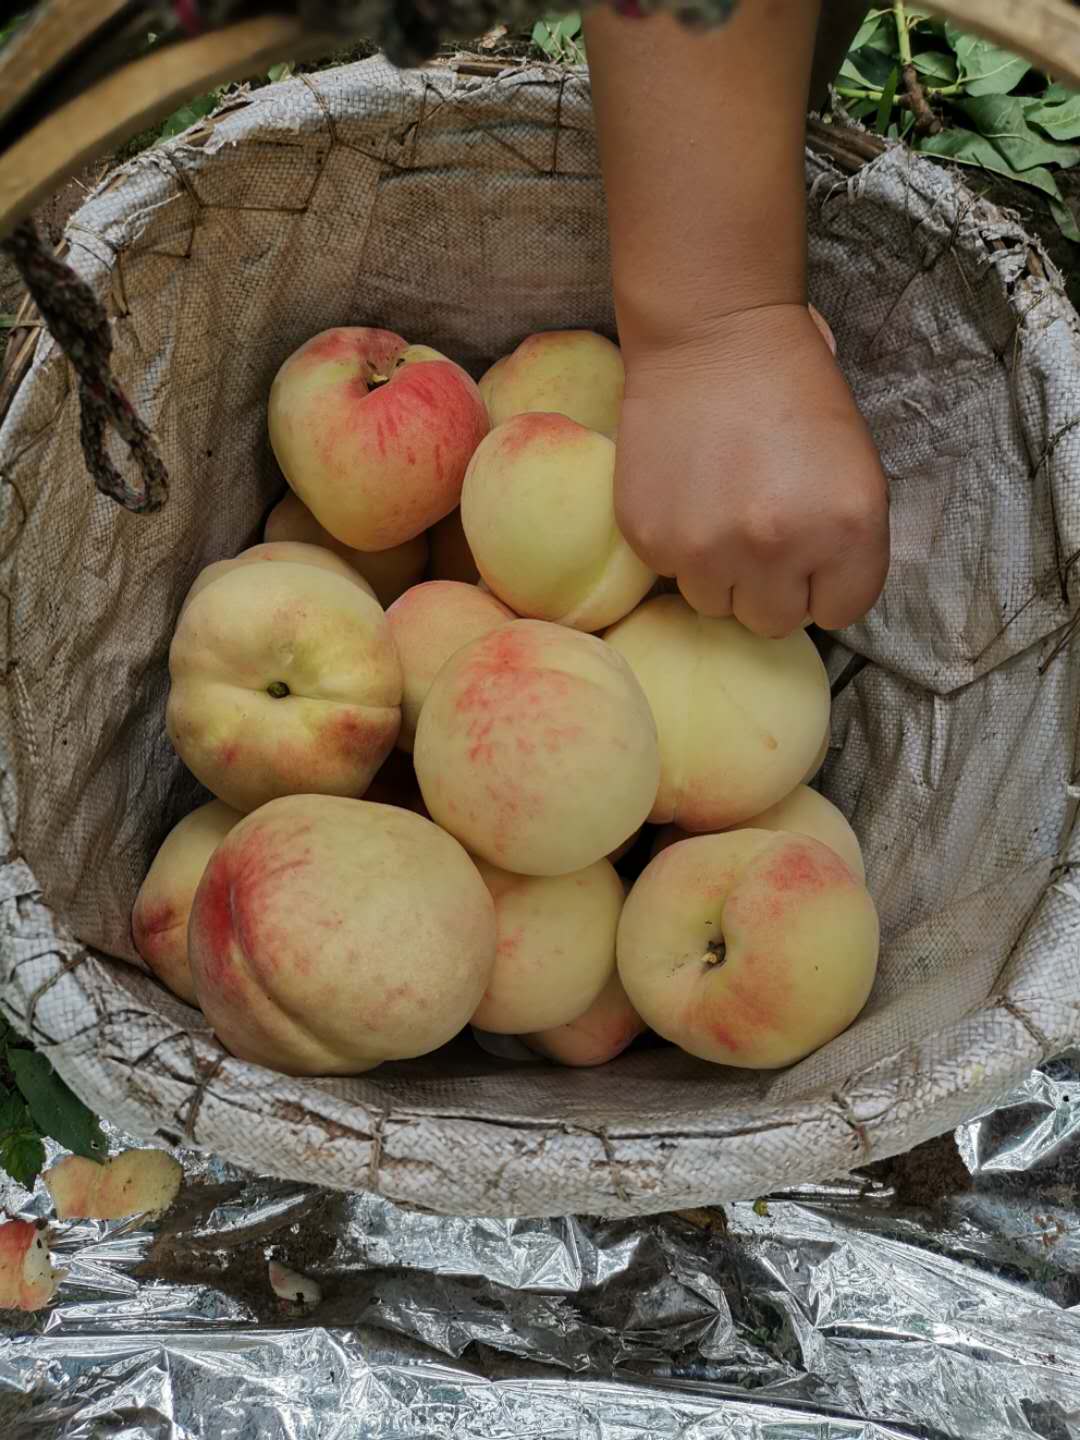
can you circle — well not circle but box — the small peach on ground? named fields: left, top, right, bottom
left=0, top=1220, right=64, bottom=1311
left=45, top=1150, right=183, bottom=1220
left=617, top=831, right=879, bottom=1069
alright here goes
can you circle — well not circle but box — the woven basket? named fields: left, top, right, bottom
left=0, top=58, right=1077, bottom=1216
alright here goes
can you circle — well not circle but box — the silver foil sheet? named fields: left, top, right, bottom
left=2, top=1052, right=1078, bottom=1438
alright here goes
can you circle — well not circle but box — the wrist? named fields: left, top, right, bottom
left=618, top=299, right=818, bottom=376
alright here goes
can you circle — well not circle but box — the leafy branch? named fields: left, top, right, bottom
left=0, top=1014, right=106, bottom=1190
left=532, top=12, right=586, bottom=65
left=833, top=7, right=1080, bottom=242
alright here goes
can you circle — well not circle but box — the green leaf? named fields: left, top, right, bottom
left=8, top=1050, right=106, bottom=1162
left=877, top=66, right=900, bottom=136
left=1050, top=197, right=1080, bottom=244
left=849, top=9, right=890, bottom=52
left=840, top=43, right=903, bottom=91
left=0, top=1089, right=32, bottom=1133
left=1042, top=82, right=1078, bottom=104
left=0, top=1130, right=45, bottom=1189
left=912, top=50, right=958, bottom=84
left=917, top=128, right=1064, bottom=202
left=1024, top=93, right=1080, bottom=142
left=531, top=18, right=557, bottom=56
left=158, top=90, right=219, bottom=140
left=267, top=61, right=294, bottom=83
left=947, top=24, right=1030, bottom=96
left=958, top=95, right=1080, bottom=171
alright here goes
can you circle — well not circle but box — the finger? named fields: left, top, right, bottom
left=731, top=572, right=812, bottom=638
left=808, top=532, right=890, bottom=630
left=677, top=570, right=734, bottom=618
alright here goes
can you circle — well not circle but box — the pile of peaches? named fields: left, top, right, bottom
left=132, top=326, right=879, bottom=1080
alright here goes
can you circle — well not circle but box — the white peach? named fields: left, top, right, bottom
left=461, top=413, right=654, bottom=630
left=605, top=595, right=829, bottom=830
left=265, top=490, right=427, bottom=606
left=523, top=972, right=646, bottom=1067
left=132, top=799, right=242, bottom=1004
left=189, top=795, right=495, bottom=1075
left=0, top=1220, right=63, bottom=1312
left=617, top=831, right=879, bottom=1068
left=471, top=857, right=624, bottom=1033
left=167, top=562, right=402, bottom=812
left=268, top=327, right=488, bottom=550
left=414, top=620, right=660, bottom=875
left=651, top=786, right=864, bottom=881
left=385, top=581, right=514, bottom=751
left=479, top=330, right=623, bottom=435
left=182, top=540, right=377, bottom=613
left=45, top=1150, right=183, bottom=1220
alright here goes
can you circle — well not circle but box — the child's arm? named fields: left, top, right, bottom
left=584, top=1, right=889, bottom=637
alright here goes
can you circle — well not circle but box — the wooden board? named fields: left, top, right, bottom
left=0, top=15, right=336, bottom=236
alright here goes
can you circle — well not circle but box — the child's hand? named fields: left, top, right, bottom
left=614, top=304, right=890, bottom=637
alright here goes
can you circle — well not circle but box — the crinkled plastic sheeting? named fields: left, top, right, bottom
left=0, top=1057, right=1078, bottom=1437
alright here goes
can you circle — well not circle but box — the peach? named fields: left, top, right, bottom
left=651, top=786, right=864, bottom=881
left=268, top=327, right=489, bottom=551
left=132, top=799, right=242, bottom=1004
left=427, top=507, right=479, bottom=585
left=167, top=561, right=401, bottom=812
left=605, top=595, right=829, bottom=830
left=461, top=414, right=655, bottom=630
left=0, top=1220, right=63, bottom=1311
left=269, top=1260, right=322, bottom=1309
left=265, top=490, right=428, bottom=606
left=738, top=785, right=864, bottom=880
left=44, top=1149, right=183, bottom=1220
left=182, top=540, right=377, bottom=613
left=189, top=795, right=495, bottom=1075
left=414, top=620, right=660, bottom=875
left=617, top=831, right=879, bottom=1068
left=470, top=857, right=624, bottom=1033
left=386, top=581, right=515, bottom=751
left=523, top=972, right=646, bottom=1067
left=479, top=330, right=623, bottom=436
